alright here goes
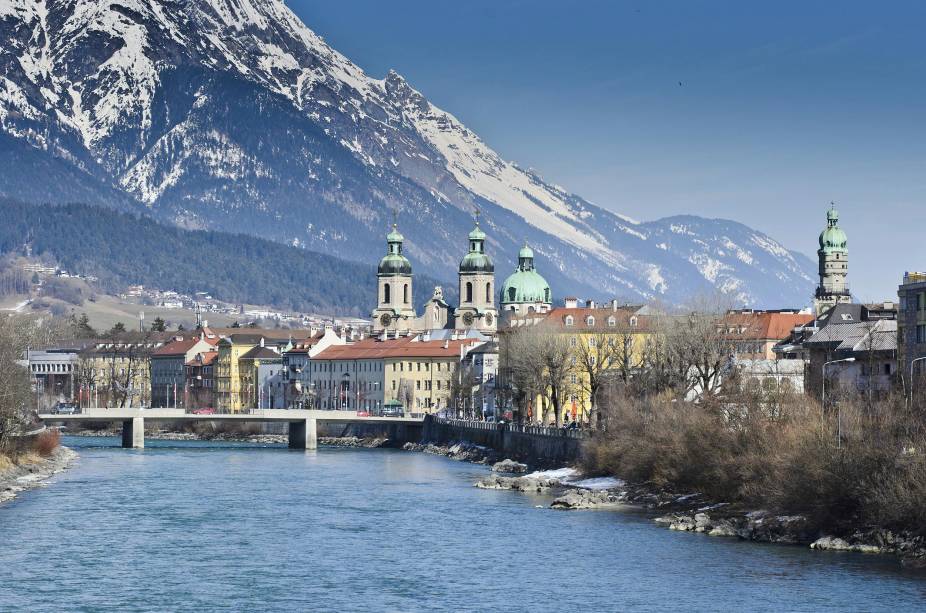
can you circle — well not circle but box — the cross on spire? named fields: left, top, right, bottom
left=392, top=208, right=398, bottom=229
left=474, top=208, right=481, bottom=225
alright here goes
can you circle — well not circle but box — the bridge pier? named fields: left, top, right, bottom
left=288, top=419, right=317, bottom=450
left=122, top=417, right=144, bottom=449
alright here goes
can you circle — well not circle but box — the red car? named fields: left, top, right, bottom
left=191, top=408, right=216, bottom=415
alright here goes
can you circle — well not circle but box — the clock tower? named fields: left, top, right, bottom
left=372, top=221, right=417, bottom=333
left=453, top=213, right=498, bottom=333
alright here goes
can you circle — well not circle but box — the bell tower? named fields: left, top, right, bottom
left=372, top=216, right=417, bottom=333
left=454, top=211, right=498, bottom=333
left=814, top=203, right=851, bottom=316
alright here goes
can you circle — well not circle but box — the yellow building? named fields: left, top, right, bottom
left=504, top=301, right=653, bottom=425
left=309, top=334, right=479, bottom=416
left=77, top=338, right=169, bottom=407
left=215, top=333, right=262, bottom=412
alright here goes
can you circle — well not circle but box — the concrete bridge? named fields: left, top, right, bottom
left=38, top=408, right=423, bottom=450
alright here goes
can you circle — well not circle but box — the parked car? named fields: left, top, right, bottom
left=191, top=408, right=216, bottom=415
left=381, top=400, right=405, bottom=418
left=53, top=402, right=78, bottom=415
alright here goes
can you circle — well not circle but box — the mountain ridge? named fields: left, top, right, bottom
left=0, top=0, right=816, bottom=308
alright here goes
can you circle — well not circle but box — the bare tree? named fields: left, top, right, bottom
left=505, top=324, right=576, bottom=426
left=575, top=326, right=627, bottom=429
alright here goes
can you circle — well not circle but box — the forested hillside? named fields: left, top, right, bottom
left=0, top=199, right=452, bottom=316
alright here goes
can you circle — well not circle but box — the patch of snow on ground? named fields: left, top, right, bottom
left=524, top=468, right=624, bottom=490
left=526, top=467, right=578, bottom=481
left=569, top=477, right=625, bottom=490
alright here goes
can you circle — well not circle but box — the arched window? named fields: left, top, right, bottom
left=486, top=282, right=491, bottom=303
left=508, top=287, right=516, bottom=302
left=586, top=316, right=595, bottom=326
left=384, top=283, right=391, bottom=304
left=403, top=283, right=409, bottom=304
left=607, top=316, right=616, bottom=327
left=465, top=281, right=473, bottom=303
left=565, top=315, right=574, bottom=326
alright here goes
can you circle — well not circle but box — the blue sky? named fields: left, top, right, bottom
left=289, top=0, right=925, bottom=300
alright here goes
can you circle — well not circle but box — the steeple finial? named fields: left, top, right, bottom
left=392, top=208, right=398, bottom=230
left=474, top=208, right=481, bottom=226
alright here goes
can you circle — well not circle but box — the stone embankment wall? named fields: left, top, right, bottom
left=318, top=421, right=423, bottom=446
left=421, top=417, right=585, bottom=467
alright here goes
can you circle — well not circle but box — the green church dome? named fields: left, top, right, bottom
left=501, top=270, right=551, bottom=304
left=378, top=254, right=412, bottom=275
left=379, top=223, right=412, bottom=276
left=501, top=243, right=550, bottom=305
left=818, top=207, right=847, bottom=253
left=459, top=220, right=494, bottom=273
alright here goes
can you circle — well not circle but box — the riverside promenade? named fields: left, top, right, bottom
left=38, top=408, right=423, bottom=450
left=423, top=416, right=588, bottom=466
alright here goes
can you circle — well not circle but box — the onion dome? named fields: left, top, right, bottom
left=818, top=206, right=847, bottom=253
left=501, top=243, right=551, bottom=305
left=378, top=223, right=412, bottom=276
left=459, top=221, right=494, bottom=273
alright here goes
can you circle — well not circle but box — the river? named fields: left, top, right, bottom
left=1, top=437, right=924, bottom=612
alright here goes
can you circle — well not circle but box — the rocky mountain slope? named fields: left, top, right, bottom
left=0, top=0, right=816, bottom=307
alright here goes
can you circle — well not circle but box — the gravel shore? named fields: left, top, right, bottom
left=0, top=446, right=78, bottom=505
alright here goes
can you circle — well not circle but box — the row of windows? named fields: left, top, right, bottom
left=564, top=315, right=637, bottom=328
left=463, top=281, right=492, bottom=304
left=32, top=363, right=73, bottom=373
left=382, top=282, right=410, bottom=305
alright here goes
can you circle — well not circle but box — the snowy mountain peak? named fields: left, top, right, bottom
left=0, top=0, right=815, bottom=307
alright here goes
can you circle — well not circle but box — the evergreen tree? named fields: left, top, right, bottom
left=110, top=322, right=126, bottom=335
left=150, top=316, right=166, bottom=332
left=69, top=313, right=96, bottom=337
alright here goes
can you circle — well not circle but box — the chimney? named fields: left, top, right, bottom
left=564, top=297, right=578, bottom=309
left=611, top=299, right=619, bottom=311
left=586, top=299, right=596, bottom=309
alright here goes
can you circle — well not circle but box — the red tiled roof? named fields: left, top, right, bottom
left=152, top=336, right=211, bottom=357
left=723, top=312, right=814, bottom=341
left=185, top=351, right=218, bottom=367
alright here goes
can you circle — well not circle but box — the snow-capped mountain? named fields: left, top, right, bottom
left=0, top=0, right=816, bottom=307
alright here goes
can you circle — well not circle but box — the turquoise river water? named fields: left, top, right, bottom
left=1, top=437, right=925, bottom=612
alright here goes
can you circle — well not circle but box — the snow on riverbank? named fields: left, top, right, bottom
left=524, top=468, right=624, bottom=490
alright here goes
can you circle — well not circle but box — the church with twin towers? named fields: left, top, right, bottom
left=371, top=212, right=552, bottom=336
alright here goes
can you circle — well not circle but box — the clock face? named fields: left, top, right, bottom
left=380, top=313, right=393, bottom=326
left=462, top=312, right=475, bottom=326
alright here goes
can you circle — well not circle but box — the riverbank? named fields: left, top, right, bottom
left=0, top=446, right=78, bottom=506
left=401, top=437, right=926, bottom=566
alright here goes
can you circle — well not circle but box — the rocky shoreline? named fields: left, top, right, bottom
left=0, top=446, right=78, bottom=506
left=402, top=439, right=926, bottom=566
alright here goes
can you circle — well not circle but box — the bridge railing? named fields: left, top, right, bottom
left=434, top=418, right=589, bottom=439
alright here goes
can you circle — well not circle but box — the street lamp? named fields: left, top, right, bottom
left=822, top=357, right=855, bottom=449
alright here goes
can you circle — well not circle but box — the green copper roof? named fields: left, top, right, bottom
left=387, top=223, right=404, bottom=243
left=460, top=251, right=494, bottom=273
left=819, top=207, right=847, bottom=253
left=379, top=224, right=412, bottom=275
left=501, top=269, right=551, bottom=305
left=502, top=245, right=549, bottom=305
left=468, top=222, right=486, bottom=241
left=460, top=221, right=493, bottom=273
